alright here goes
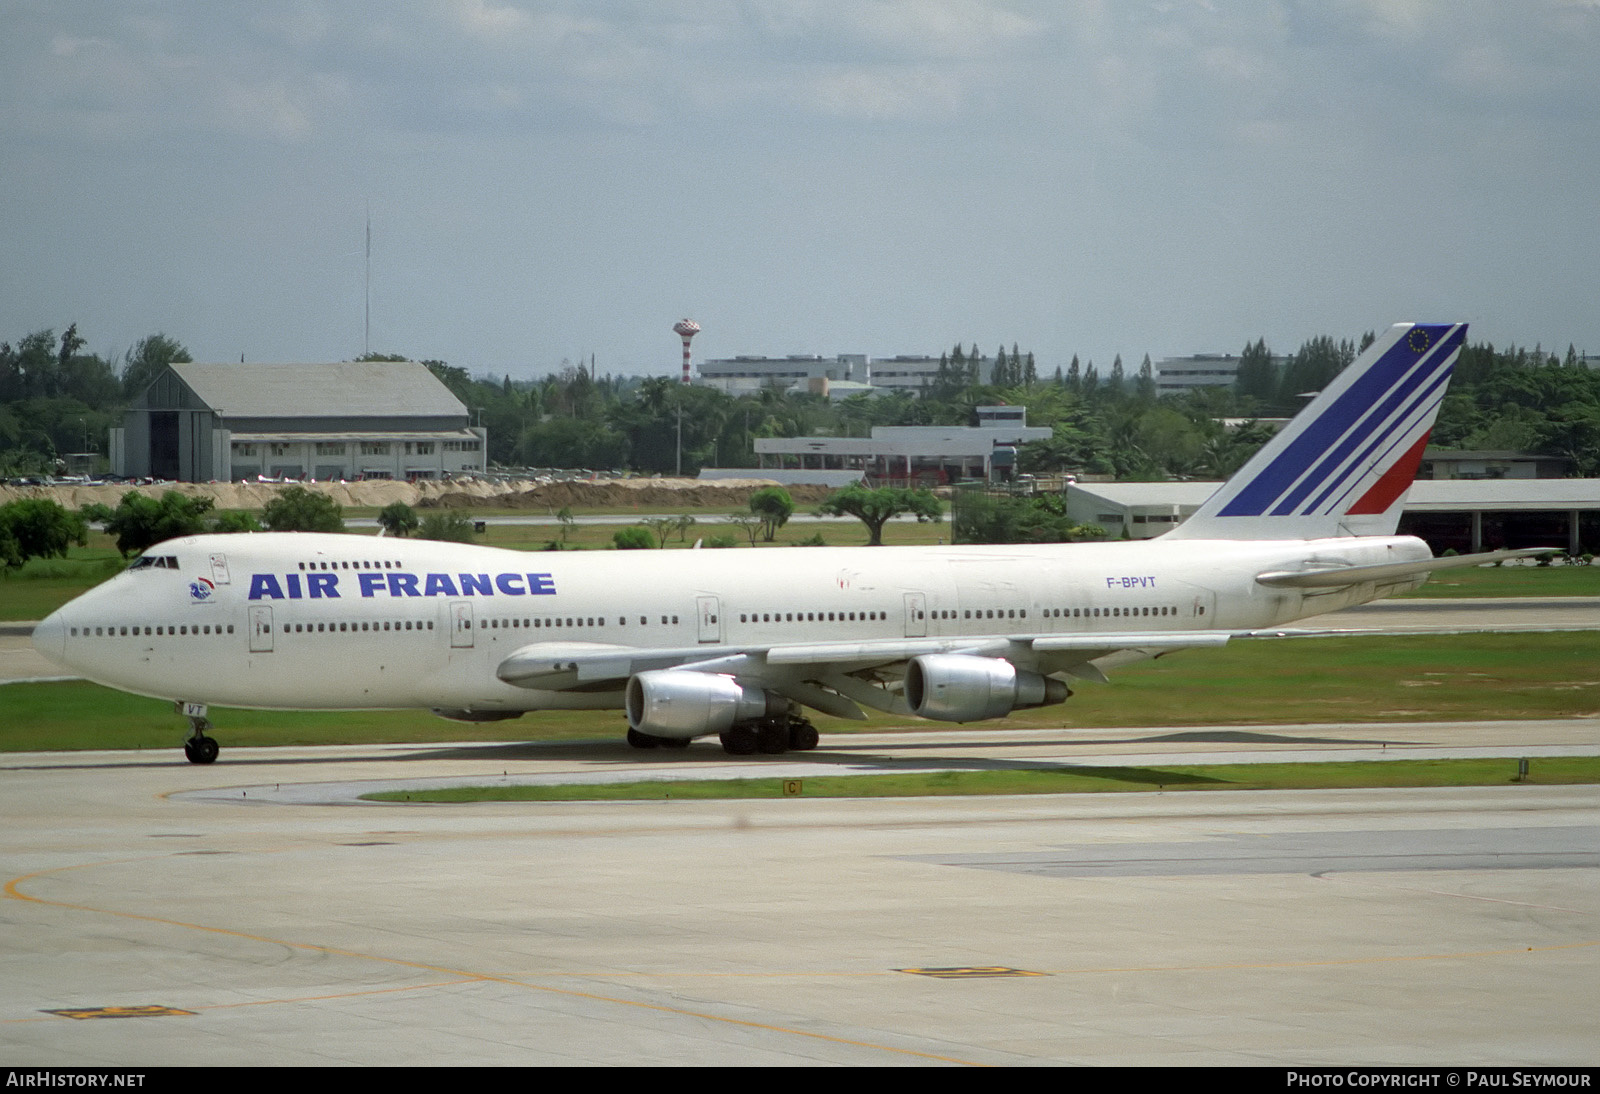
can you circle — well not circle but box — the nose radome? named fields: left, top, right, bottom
left=31, top=610, right=67, bottom=667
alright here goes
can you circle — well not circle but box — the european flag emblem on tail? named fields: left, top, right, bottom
left=1167, top=322, right=1466, bottom=541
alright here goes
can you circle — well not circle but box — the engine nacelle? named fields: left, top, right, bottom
left=903, top=654, right=1070, bottom=723
left=625, top=671, right=783, bottom=739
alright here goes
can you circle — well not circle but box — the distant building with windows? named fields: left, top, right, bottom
left=1417, top=449, right=1573, bottom=480
left=111, top=361, right=487, bottom=482
left=696, top=352, right=992, bottom=397
left=1154, top=352, right=1288, bottom=396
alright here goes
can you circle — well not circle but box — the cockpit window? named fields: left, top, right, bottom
left=128, top=555, right=180, bottom=572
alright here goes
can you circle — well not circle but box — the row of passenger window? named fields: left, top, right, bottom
left=296, top=559, right=404, bottom=571
left=741, top=610, right=887, bottom=624
left=283, top=620, right=434, bottom=634
left=466, top=615, right=682, bottom=631
left=278, top=614, right=687, bottom=635
left=732, top=604, right=1198, bottom=627
left=73, top=624, right=234, bottom=637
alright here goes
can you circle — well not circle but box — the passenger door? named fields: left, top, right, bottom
left=903, top=592, right=927, bottom=638
left=450, top=601, right=474, bottom=648
left=697, top=595, right=721, bottom=644
left=248, top=606, right=274, bottom=653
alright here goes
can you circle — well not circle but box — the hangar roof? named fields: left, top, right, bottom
left=168, top=362, right=465, bottom=419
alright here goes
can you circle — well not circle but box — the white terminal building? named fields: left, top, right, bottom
left=752, top=406, right=1048, bottom=486
left=112, top=361, right=487, bottom=483
left=1064, top=478, right=1598, bottom=555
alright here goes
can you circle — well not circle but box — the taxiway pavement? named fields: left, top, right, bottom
left=3, top=723, right=1598, bottom=1066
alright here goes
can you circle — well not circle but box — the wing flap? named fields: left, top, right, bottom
left=1031, top=632, right=1232, bottom=652
left=496, top=642, right=734, bottom=688
left=763, top=637, right=1009, bottom=665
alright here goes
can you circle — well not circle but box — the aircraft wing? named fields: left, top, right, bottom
left=495, top=631, right=1234, bottom=718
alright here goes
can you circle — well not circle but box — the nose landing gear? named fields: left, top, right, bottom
left=179, top=702, right=219, bottom=764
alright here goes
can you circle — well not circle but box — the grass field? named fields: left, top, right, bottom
left=4, top=631, right=1597, bottom=753
left=364, top=756, right=1600, bottom=803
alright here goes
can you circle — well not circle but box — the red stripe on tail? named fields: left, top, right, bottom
left=1347, top=431, right=1431, bottom=516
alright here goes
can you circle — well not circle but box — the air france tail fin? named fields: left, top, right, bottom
left=1167, top=322, right=1466, bottom=541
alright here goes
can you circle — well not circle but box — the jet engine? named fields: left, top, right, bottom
left=903, top=654, right=1069, bottom=723
left=625, top=670, right=784, bottom=739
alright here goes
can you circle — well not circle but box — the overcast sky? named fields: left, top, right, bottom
left=4, top=1, right=1597, bottom=380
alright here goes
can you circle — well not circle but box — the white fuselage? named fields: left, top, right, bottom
left=32, top=530, right=1430, bottom=716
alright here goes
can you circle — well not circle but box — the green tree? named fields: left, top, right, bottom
left=121, top=334, right=192, bottom=398
left=210, top=510, right=262, bottom=534
left=953, top=491, right=1104, bottom=544
left=612, top=526, right=654, bottom=549
left=377, top=501, right=419, bottom=538
left=0, top=498, right=88, bottom=569
left=816, top=485, right=943, bottom=546
left=1233, top=337, right=1277, bottom=406
left=0, top=522, right=19, bottom=570
left=642, top=516, right=677, bottom=548
left=87, top=491, right=213, bottom=556
left=723, top=512, right=762, bottom=546
left=261, top=487, right=345, bottom=533
left=1135, top=354, right=1156, bottom=401
left=748, top=486, right=794, bottom=542
left=417, top=512, right=477, bottom=543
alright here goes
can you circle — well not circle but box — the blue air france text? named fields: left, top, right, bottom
left=247, top=572, right=557, bottom=601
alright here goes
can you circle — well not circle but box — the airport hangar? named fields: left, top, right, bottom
left=1067, top=478, right=1600, bottom=554
left=110, top=361, right=488, bottom=483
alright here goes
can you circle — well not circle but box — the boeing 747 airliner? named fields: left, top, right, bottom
left=33, top=323, right=1525, bottom=763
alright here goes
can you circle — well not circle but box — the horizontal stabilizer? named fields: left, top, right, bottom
left=1255, top=548, right=1550, bottom=589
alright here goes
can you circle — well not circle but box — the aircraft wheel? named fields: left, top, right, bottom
left=756, top=722, right=789, bottom=754
left=626, top=728, right=659, bottom=750
left=720, top=726, right=758, bottom=755
left=788, top=722, right=819, bottom=751
left=660, top=737, right=691, bottom=749
left=184, top=736, right=219, bottom=765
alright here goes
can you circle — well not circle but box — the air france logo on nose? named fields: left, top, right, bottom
left=247, top=571, right=558, bottom=601
left=189, top=577, right=215, bottom=602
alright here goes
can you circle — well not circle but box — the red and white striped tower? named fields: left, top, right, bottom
left=672, top=319, right=700, bottom=384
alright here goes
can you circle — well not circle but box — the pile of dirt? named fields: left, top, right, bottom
left=0, top=476, right=833, bottom=513
left=419, top=478, right=835, bottom=510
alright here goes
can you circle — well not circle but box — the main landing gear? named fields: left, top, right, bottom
left=625, top=713, right=821, bottom=756
left=718, top=714, right=819, bottom=756
left=179, top=702, right=219, bottom=764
